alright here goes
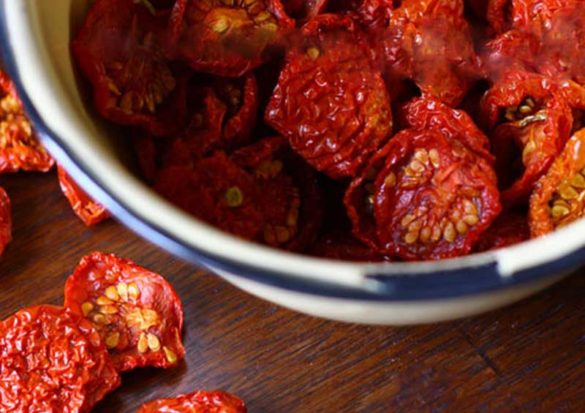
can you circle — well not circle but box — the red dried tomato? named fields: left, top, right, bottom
left=284, top=0, right=329, bottom=19
left=400, top=96, right=493, bottom=160
left=137, top=390, right=247, bottom=413
left=481, top=69, right=573, bottom=205
left=265, top=14, right=392, bottom=179
left=327, top=0, right=393, bottom=29
left=0, top=305, right=120, bottom=412
left=156, top=138, right=322, bottom=250
left=64, top=252, right=185, bottom=372
left=529, top=128, right=585, bottom=237
left=0, top=70, right=54, bottom=173
left=231, top=137, right=322, bottom=250
left=474, top=212, right=530, bottom=251
left=0, top=186, right=11, bottom=257
left=165, top=74, right=259, bottom=166
left=465, top=0, right=510, bottom=33
left=58, top=166, right=110, bottom=227
left=383, top=0, right=482, bottom=106
left=71, top=0, right=187, bottom=136
left=170, top=0, right=294, bottom=77
left=345, top=128, right=501, bottom=260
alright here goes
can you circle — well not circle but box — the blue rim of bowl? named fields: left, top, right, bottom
left=0, top=4, right=579, bottom=301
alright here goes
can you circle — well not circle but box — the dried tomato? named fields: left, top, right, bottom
left=165, top=74, right=259, bottom=166
left=465, top=0, right=510, bottom=33
left=137, top=390, right=247, bottom=413
left=474, top=212, right=530, bottom=251
left=327, top=0, right=393, bottom=29
left=345, top=128, right=501, bottom=260
left=64, top=252, right=185, bottom=372
left=71, top=0, right=187, bottom=136
left=529, top=128, right=585, bottom=237
left=265, top=14, right=392, bottom=179
left=58, top=166, right=110, bottom=227
left=156, top=138, right=321, bottom=250
left=0, top=186, right=11, bottom=257
left=309, top=230, right=389, bottom=261
left=383, top=0, right=482, bottom=106
left=0, top=70, right=54, bottom=173
left=170, top=0, right=294, bottom=77
left=481, top=69, right=573, bottom=205
left=284, top=0, right=329, bottom=19
left=0, top=305, right=120, bottom=412
left=231, top=137, right=322, bottom=250
left=400, top=96, right=493, bottom=160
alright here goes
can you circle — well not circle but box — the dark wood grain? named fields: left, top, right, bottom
left=0, top=171, right=584, bottom=413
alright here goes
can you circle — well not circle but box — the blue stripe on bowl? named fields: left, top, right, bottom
left=0, top=2, right=577, bottom=301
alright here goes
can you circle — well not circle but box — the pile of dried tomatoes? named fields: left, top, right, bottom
left=68, top=0, right=585, bottom=262
left=0, top=251, right=246, bottom=412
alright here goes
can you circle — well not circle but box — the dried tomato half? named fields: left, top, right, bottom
left=156, top=138, right=322, bottom=250
left=529, top=128, right=585, bottom=237
left=0, top=70, right=54, bottom=173
left=58, top=166, right=110, bottom=227
left=345, top=128, right=501, bottom=260
left=481, top=69, right=573, bottom=205
left=0, top=305, right=120, bottom=412
left=327, top=0, right=393, bottom=29
left=383, top=0, right=482, bottom=106
left=165, top=74, right=258, bottom=167
left=71, top=0, right=187, bottom=136
left=170, top=0, right=294, bottom=77
left=64, top=252, right=185, bottom=372
left=284, top=0, right=329, bottom=19
left=265, top=15, right=392, bottom=179
left=0, top=186, right=11, bottom=257
left=465, top=0, right=510, bottom=33
left=475, top=212, right=530, bottom=251
left=137, top=390, right=247, bottom=413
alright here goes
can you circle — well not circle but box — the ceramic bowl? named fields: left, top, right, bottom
left=0, top=0, right=581, bottom=324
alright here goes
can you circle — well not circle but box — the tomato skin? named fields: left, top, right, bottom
left=345, top=128, right=501, bottom=260
left=0, top=186, right=11, bottom=257
left=474, top=212, right=530, bottom=251
left=170, top=0, right=294, bottom=77
left=265, top=14, right=392, bottom=179
left=0, top=305, right=121, bottom=413
left=71, top=0, right=188, bottom=137
left=383, top=0, right=482, bottom=106
left=529, top=128, right=585, bottom=237
left=0, top=70, right=54, bottom=173
left=137, top=390, right=247, bottom=413
left=400, top=96, right=493, bottom=161
left=481, top=69, right=573, bottom=205
left=308, top=230, right=390, bottom=261
left=58, top=166, right=110, bottom=227
left=64, top=252, right=185, bottom=372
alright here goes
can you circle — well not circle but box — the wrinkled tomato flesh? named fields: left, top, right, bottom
left=137, top=390, right=247, bottom=413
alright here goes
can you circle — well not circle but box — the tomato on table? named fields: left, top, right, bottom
left=0, top=186, right=10, bottom=257
left=137, top=390, right=247, bottom=413
left=474, top=212, right=530, bottom=252
left=265, top=14, right=392, bottom=179
left=0, top=70, right=54, bottom=173
left=0, top=305, right=120, bottom=413
left=64, top=252, right=185, bottom=372
left=58, top=166, right=110, bottom=227
left=481, top=69, right=573, bottom=205
left=170, top=0, right=294, bottom=77
left=383, top=0, right=482, bottom=106
left=71, top=0, right=188, bottom=136
left=345, top=128, right=501, bottom=260
left=530, top=128, right=585, bottom=237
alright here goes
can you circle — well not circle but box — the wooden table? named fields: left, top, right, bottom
left=0, top=171, right=584, bottom=412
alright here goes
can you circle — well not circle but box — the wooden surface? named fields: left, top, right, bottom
left=0, top=171, right=584, bottom=413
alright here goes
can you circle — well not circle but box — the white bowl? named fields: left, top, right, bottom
left=0, top=0, right=581, bottom=324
